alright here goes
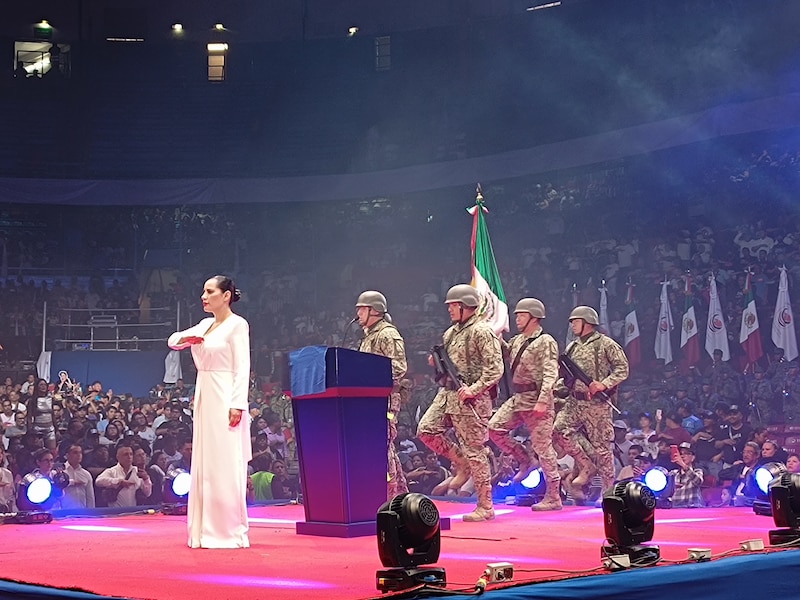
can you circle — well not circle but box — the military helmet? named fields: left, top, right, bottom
left=568, top=306, right=600, bottom=325
left=514, top=298, right=546, bottom=318
left=355, top=290, right=387, bottom=313
left=445, top=284, right=480, bottom=308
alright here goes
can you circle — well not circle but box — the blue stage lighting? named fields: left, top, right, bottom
left=756, top=462, right=787, bottom=496
left=25, top=475, right=53, bottom=505
left=643, top=467, right=668, bottom=493
left=520, top=468, right=542, bottom=490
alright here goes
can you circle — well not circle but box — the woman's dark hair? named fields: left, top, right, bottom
left=212, top=275, right=242, bottom=304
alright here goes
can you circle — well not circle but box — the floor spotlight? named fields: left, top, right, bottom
left=514, top=468, right=546, bottom=506
left=753, top=462, right=786, bottom=516
left=601, top=480, right=660, bottom=564
left=375, top=493, right=446, bottom=593
left=643, top=467, right=674, bottom=508
left=18, top=469, right=67, bottom=511
left=768, top=472, right=800, bottom=545
left=162, top=466, right=190, bottom=512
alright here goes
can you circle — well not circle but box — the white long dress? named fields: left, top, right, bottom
left=168, top=313, right=252, bottom=549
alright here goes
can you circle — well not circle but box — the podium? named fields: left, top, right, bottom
left=290, top=346, right=391, bottom=537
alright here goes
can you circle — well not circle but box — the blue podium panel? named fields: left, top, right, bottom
left=290, top=347, right=393, bottom=538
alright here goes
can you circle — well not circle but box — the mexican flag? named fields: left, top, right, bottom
left=739, top=270, right=764, bottom=366
left=623, top=281, right=641, bottom=367
left=680, top=276, right=700, bottom=368
left=468, top=186, right=508, bottom=336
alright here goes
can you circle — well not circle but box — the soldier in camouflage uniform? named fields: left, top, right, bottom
left=356, top=291, right=410, bottom=500
left=782, top=361, right=800, bottom=423
left=418, top=284, right=504, bottom=522
left=747, top=363, right=778, bottom=425
left=488, top=298, right=561, bottom=511
left=553, top=306, right=629, bottom=496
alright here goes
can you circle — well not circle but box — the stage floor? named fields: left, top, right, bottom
left=0, top=501, right=788, bottom=600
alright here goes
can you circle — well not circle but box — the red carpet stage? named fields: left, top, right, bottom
left=1, top=501, right=798, bottom=600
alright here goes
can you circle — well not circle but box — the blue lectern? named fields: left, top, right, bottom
left=290, top=346, right=391, bottom=537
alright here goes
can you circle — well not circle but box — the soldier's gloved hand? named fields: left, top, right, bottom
left=457, top=385, right=476, bottom=403
left=553, top=386, right=569, bottom=399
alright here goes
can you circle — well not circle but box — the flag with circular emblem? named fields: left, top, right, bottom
left=655, top=280, right=673, bottom=365
left=705, top=275, right=729, bottom=361
left=772, top=266, right=798, bottom=362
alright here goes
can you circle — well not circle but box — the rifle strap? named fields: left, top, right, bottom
left=509, top=332, right=542, bottom=379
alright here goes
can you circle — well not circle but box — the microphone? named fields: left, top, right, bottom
left=341, top=316, right=359, bottom=349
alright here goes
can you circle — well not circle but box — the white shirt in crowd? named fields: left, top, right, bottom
left=0, top=467, right=16, bottom=512
left=96, top=463, right=152, bottom=508
left=62, top=463, right=96, bottom=509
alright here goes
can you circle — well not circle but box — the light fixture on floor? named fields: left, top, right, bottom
left=515, top=468, right=546, bottom=506
left=768, top=472, right=800, bottom=545
left=601, top=480, right=660, bottom=564
left=17, top=469, right=68, bottom=511
left=643, top=467, right=674, bottom=509
left=753, top=462, right=787, bottom=516
left=375, top=493, right=446, bottom=593
left=162, top=466, right=191, bottom=514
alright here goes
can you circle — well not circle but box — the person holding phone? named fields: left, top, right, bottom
left=168, top=275, right=251, bottom=549
left=669, top=442, right=704, bottom=507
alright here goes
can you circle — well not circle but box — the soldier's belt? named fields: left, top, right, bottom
left=513, top=382, right=539, bottom=394
left=571, top=391, right=590, bottom=401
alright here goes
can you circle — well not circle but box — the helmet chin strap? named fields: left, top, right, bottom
left=520, top=314, right=533, bottom=333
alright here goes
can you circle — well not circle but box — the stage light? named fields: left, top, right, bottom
left=514, top=468, right=546, bottom=506
left=375, top=493, right=446, bottom=593
left=18, top=468, right=67, bottom=510
left=768, top=472, right=800, bottom=545
left=214, top=23, right=225, bottom=31
left=207, top=43, right=228, bottom=53
left=172, top=23, right=183, bottom=32
left=643, top=467, right=674, bottom=508
left=348, top=26, right=359, bottom=37
left=169, top=467, right=191, bottom=497
left=601, top=480, right=660, bottom=564
left=757, top=462, right=787, bottom=496
left=24, top=474, right=53, bottom=505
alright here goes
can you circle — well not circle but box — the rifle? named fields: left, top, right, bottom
left=558, top=353, right=621, bottom=414
left=431, top=345, right=482, bottom=419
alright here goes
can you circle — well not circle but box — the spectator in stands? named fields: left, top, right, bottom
left=758, top=440, right=788, bottom=466
left=616, top=445, right=643, bottom=481
left=249, top=433, right=273, bottom=473
left=131, top=411, right=156, bottom=446
left=146, top=451, right=168, bottom=505
left=719, top=441, right=760, bottom=506
left=62, top=443, right=95, bottom=509
left=786, top=453, right=800, bottom=474
left=677, top=401, right=703, bottom=435
left=29, top=379, right=56, bottom=451
left=168, top=439, right=192, bottom=473
left=264, top=412, right=288, bottom=461
left=96, top=444, right=152, bottom=508
left=270, top=459, right=299, bottom=500
left=612, top=420, right=632, bottom=476
left=627, top=412, right=659, bottom=459
left=4, top=411, right=27, bottom=445
left=407, top=451, right=448, bottom=496
left=99, top=423, right=122, bottom=447
left=669, top=442, right=704, bottom=508
left=692, top=411, right=723, bottom=477
left=0, top=446, right=16, bottom=512
left=717, top=405, right=752, bottom=466
left=652, top=412, right=692, bottom=446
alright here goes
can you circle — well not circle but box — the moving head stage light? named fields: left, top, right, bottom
left=601, top=480, right=660, bottom=564
left=768, top=472, right=800, bottom=545
left=376, top=493, right=445, bottom=593
left=753, top=462, right=787, bottom=517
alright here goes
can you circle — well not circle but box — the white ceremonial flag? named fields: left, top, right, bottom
left=654, top=280, right=674, bottom=364
left=772, top=266, right=799, bottom=362
left=705, top=275, right=730, bottom=361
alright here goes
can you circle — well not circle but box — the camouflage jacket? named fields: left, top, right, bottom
left=359, top=319, right=407, bottom=384
left=503, top=326, right=559, bottom=410
left=564, top=331, right=629, bottom=399
left=441, top=314, right=503, bottom=416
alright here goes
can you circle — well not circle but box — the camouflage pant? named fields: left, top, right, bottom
left=488, top=399, right=560, bottom=484
left=553, top=399, right=614, bottom=489
left=388, top=407, right=409, bottom=499
left=417, top=396, right=491, bottom=492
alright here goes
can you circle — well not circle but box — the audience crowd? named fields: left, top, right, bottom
left=1, top=136, right=800, bottom=510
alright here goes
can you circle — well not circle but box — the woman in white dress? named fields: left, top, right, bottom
left=168, top=275, right=251, bottom=549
